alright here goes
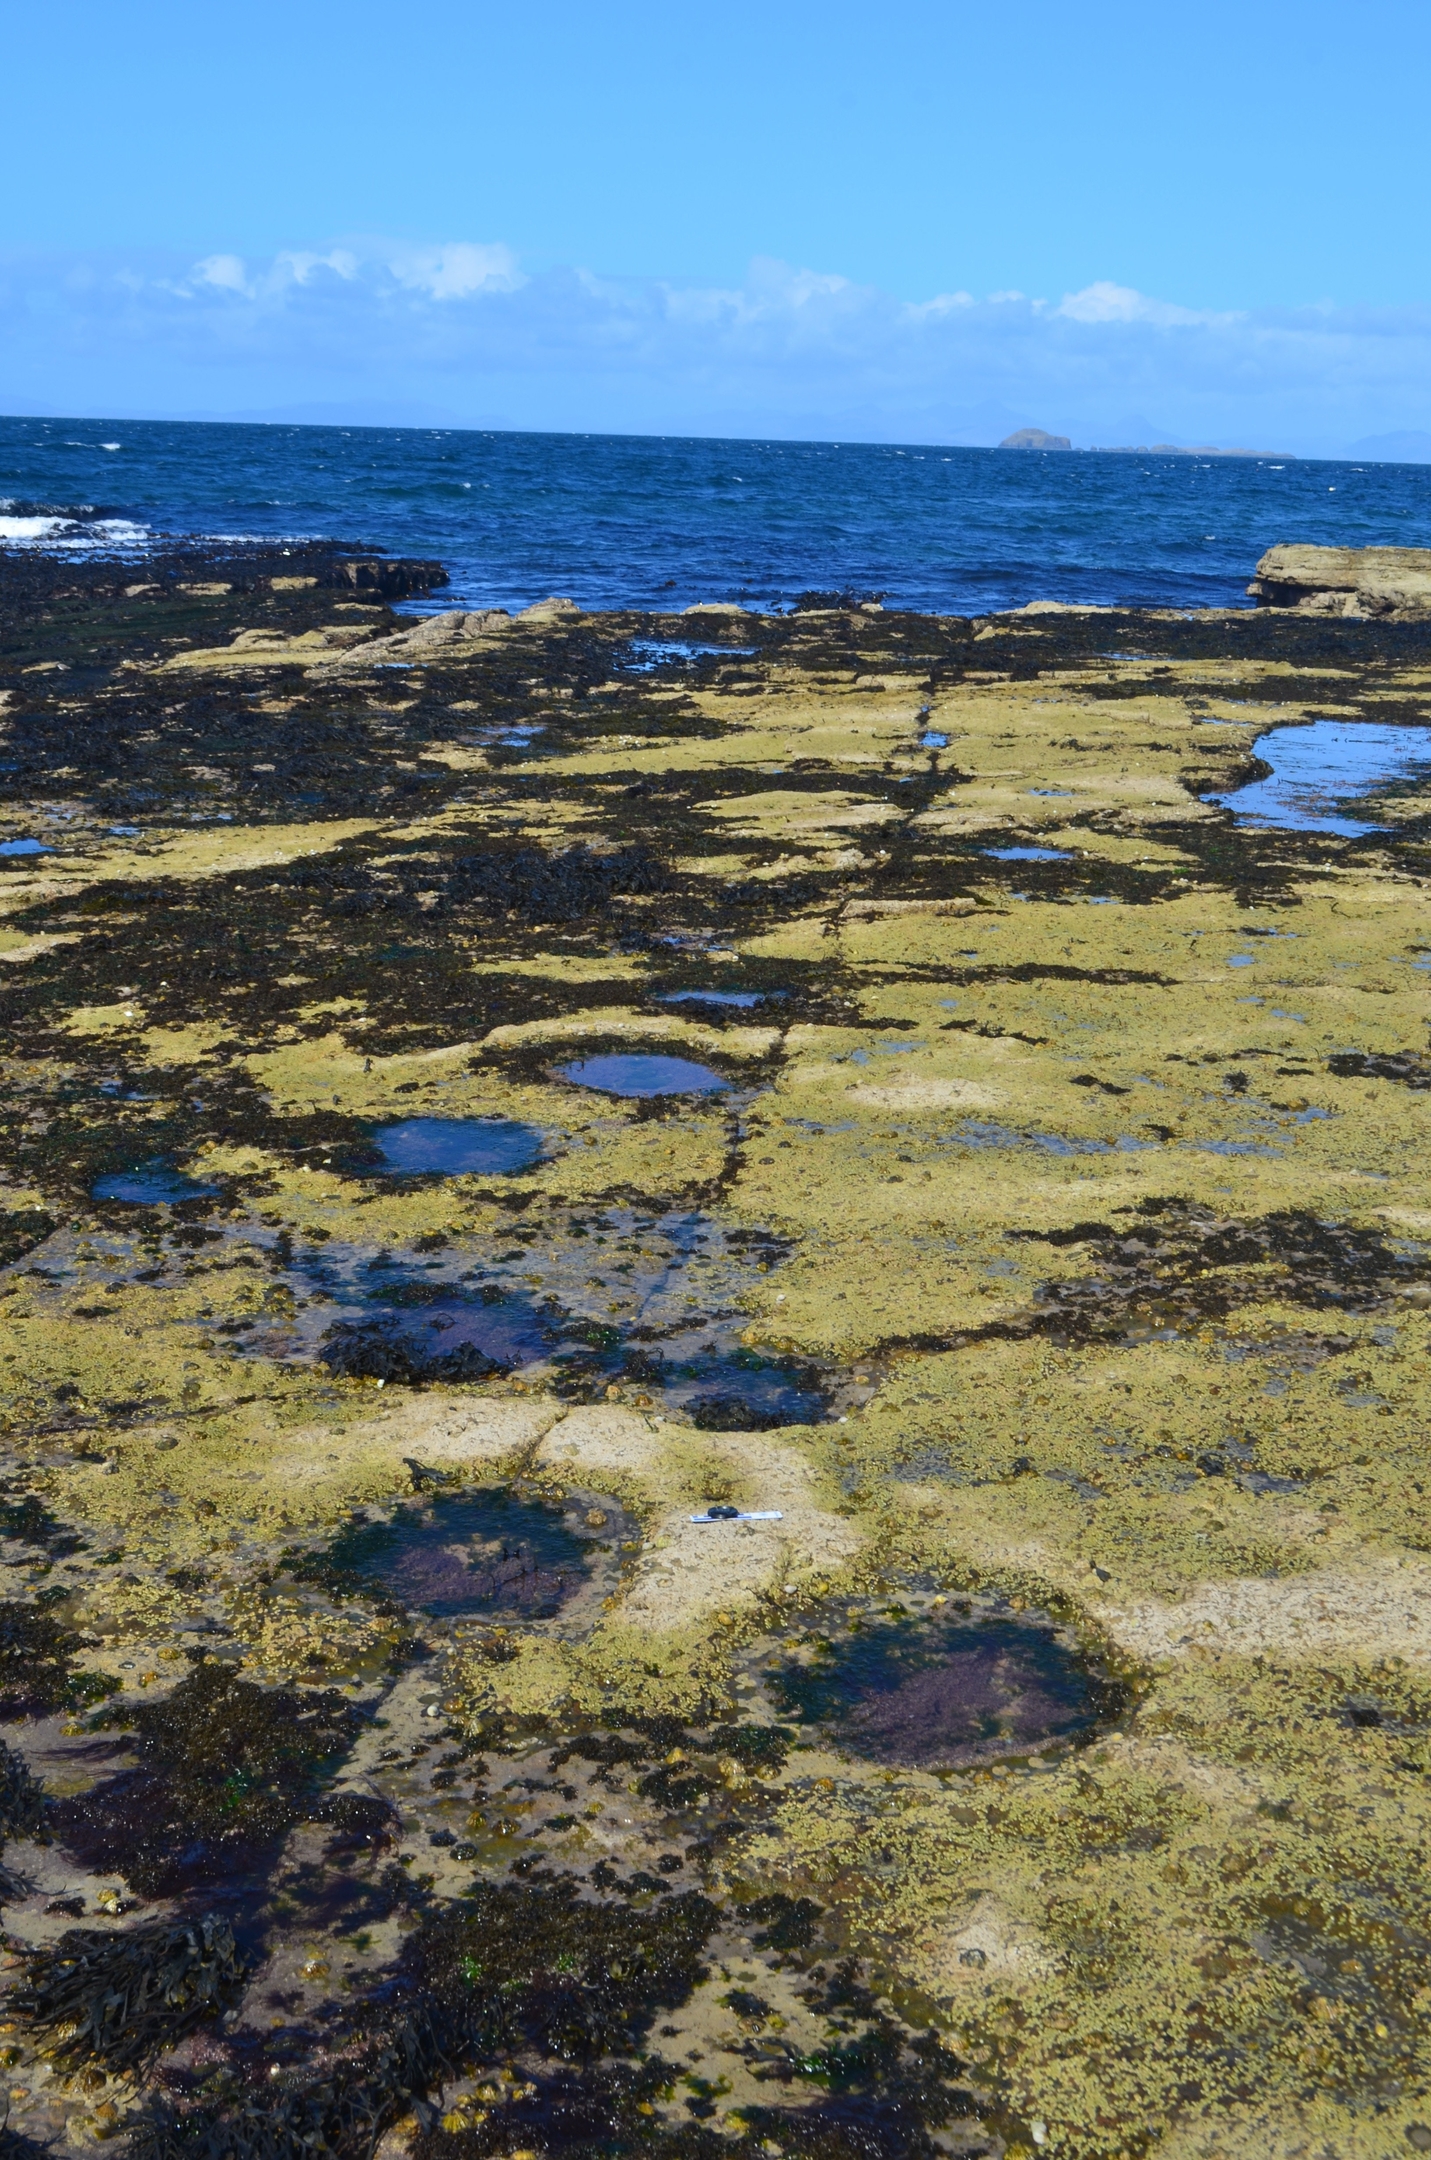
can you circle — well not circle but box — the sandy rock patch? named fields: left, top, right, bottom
left=847, top=1076, right=1001, bottom=1111
left=1100, top=1559, right=1431, bottom=1666
left=534, top=1407, right=862, bottom=1628
left=268, top=1393, right=561, bottom=1487
left=919, top=1893, right=1059, bottom=1995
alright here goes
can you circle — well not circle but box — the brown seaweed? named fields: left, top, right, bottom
left=11, top=1914, right=245, bottom=2072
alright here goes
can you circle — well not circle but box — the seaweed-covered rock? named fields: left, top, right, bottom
left=0, top=1599, right=115, bottom=1719
left=11, top=1913, right=244, bottom=2072
left=53, top=1661, right=369, bottom=1895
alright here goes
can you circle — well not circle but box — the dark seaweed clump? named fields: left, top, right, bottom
left=0, top=1597, right=117, bottom=1719
left=53, top=1660, right=375, bottom=1895
left=0, top=1488, right=89, bottom=1558
left=0, top=1206, right=56, bottom=1270
left=125, top=1879, right=975, bottom=2160
left=294, top=843, right=677, bottom=925
left=0, top=1732, right=47, bottom=1895
left=1018, top=1200, right=1431, bottom=1340
left=0, top=1735, right=46, bottom=1840
left=126, top=2007, right=449, bottom=2160
left=1326, top=1048, right=1431, bottom=1089
left=11, top=1914, right=245, bottom=2072
left=410, top=1877, right=719, bottom=2058
left=320, top=1318, right=506, bottom=1387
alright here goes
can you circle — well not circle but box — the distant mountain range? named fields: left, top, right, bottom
left=1344, top=431, right=1431, bottom=464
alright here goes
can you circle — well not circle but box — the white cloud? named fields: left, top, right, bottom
left=274, top=249, right=359, bottom=287
left=4, top=244, right=1431, bottom=453
left=191, top=253, right=250, bottom=295
left=1055, top=280, right=1224, bottom=328
left=387, top=242, right=523, bottom=300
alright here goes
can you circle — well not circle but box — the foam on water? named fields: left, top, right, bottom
left=0, top=512, right=151, bottom=553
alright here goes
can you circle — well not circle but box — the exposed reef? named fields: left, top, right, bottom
left=0, top=543, right=1430, bottom=2155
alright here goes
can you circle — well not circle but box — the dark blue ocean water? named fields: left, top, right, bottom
left=3, top=413, right=1430, bottom=615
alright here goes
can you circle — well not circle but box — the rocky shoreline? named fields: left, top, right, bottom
left=0, top=547, right=1429, bottom=2158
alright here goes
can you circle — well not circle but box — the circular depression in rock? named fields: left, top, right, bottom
left=371, top=1117, right=544, bottom=1176
left=300, top=1487, right=627, bottom=1620
left=91, top=1157, right=219, bottom=1205
left=758, top=1596, right=1121, bottom=1769
left=556, top=1053, right=730, bottom=1097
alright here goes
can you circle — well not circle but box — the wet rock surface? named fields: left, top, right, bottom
left=1, top=548, right=1431, bottom=2152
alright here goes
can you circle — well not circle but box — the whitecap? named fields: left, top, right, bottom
left=0, top=515, right=68, bottom=542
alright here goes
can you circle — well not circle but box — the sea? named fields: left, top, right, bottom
left=2, top=413, right=1430, bottom=616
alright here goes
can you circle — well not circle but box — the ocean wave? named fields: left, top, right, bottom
left=0, top=510, right=152, bottom=553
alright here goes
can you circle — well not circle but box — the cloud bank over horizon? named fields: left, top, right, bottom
left=3, top=239, right=1431, bottom=458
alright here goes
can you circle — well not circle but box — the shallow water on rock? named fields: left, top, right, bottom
left=625, top=638, right=756, bottom=671
left=556, top=1052, right=730, bottom=1096
left=653, top=988, right=780, bottom=1009
left=983, top=845, right=1071, bottom=862
left=371, top=1116, right=544, bottom=1176
left=320, top=1290, right=553, bottom=1383
left=756, top=1594, right=1116, bottom=1769
left=90, top=1158, right=220, bottom=1205
left=1209, top=718, right=1431, bottom=836
left=278, top=1207, right=865, bottom=1420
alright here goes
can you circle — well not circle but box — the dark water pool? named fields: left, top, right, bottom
left=1209, top=718, right=1431, bottom=837
left=91, top=1158, right=219, bottom=1205
left=557, top=1053, right=730, bottom=1096
left=297, top=1488, right=613, bottom=1619
left=371, top=1117, right=544, bottom=1176
left=761, top=1600, right=1115, bottom=1768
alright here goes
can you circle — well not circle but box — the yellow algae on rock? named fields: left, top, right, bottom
left=8, top=575, right=1431, bottom=2154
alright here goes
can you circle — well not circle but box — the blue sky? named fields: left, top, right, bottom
left=4, top=0, right=1430, bottom=453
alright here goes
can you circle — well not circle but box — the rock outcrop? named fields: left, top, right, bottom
left=1248, top=543, right=1431, bottom=619
left=314, top=596, right=581, bottom=671
left=998, top=427, right=1072, bottom=451
left=326, top=556, right=448, bottom=599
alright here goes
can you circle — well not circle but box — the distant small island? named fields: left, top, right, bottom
left=1088, top=440, right=1297, bottom=459
left=998, top=427, right=1072, bottom=450
left=998, top=426, right=1295, bottom=459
